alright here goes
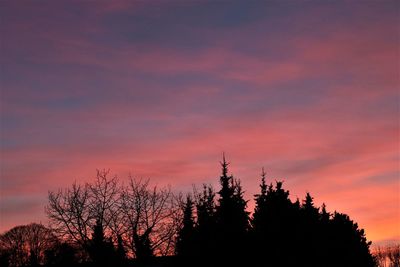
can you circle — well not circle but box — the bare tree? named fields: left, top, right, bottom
left=46, top=181, right=92, bottom=248
left=0, top=223, right=57, bottom=267
left=88, top=170, right=120, bottom=235
left=120, top=178, right=180, bottom=260
left=373, top=244, right=400, bottom=267
left=388, top=244, right=400, bottom=267
left=373, top=246, right=387, bottom=267
left=46, top=170, right=120, bottom=254
left=46, top=171, right=181, bottom=260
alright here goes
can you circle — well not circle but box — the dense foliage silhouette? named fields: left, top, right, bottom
left=0, top=157, right=378, bottom=267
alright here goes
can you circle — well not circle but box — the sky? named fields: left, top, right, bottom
left=0, top=0, right=399, bottom=246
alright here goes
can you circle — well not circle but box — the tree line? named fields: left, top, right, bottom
left=373, top=245, right=400, bottom=267
left=0, top=157, right=378, bottom=266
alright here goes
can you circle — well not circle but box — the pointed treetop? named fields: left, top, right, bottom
left=303, top=192, right=317, bottom=212
left=221, top=152, right=230, bottom=166
left=260, top=167, right=267, bottom=196
left=220, top=152, right=230, bottom=178
left=321, top=203, right=327, bottom=212
left=305, top=192, right=313, bottom=204
left=261, top=167, right=266, bottom=179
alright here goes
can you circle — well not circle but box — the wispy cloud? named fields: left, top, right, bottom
left=0, top=0, right=398, bottom=244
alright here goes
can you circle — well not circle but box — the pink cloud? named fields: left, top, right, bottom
left=1, top=1, right=398, bottom=245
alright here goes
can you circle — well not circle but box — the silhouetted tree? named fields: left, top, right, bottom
left=320, top=203, right=331, bottom=223
left=176, top=194, right=195, bottom=258
left=251, top=177, right=299, bottom=266
left=115, top=234, right=127, bottom=266
left=373, top=244, right=400, bottom=267
left=46, top=181, right=91, bottom=249
left=302, top=192, right=319, bottom=218
left=327, top=212, right=375, bottom=267
left=250, top=168, right=271, bottom=265
left=0, top=223, right=57, bottom=267
left=46, top=170, right=120, bottom=260
left=37, top=161, right=378, bottom=266
left=120, top=178, right=178, bottom=261
left=373, top=246, right=386, bottom=267
left=195, top=184, right=216, bottom=231
left=251, top=168, right=268, bottom=232
left=387, top=244, right=400, bottom=267
left=315, top=202, right=332, bottom=264
left=87, top=219, right=116, bottom=266
left=297, top=192, right=321, bottom=265
left=190, top=184, right=218, bottom=265
left=215, top=155, right=249, bottom=265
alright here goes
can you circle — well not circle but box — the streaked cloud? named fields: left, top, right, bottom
left=0, top=0, right=398, bottom=245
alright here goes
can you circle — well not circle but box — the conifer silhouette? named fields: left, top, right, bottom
left=215, top=154, right=249, bottom=266
left=251, top=168, right=268, bottom=233
left=0, top=158, right=378, bottom=267
left=88, top=219, right=115, bottom=266
left=192, top=185, right=217, bottom=266
left=176, top=195, right=195, bottom=258
left=327, top=212, right=375, bottom=267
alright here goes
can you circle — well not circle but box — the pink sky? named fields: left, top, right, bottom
left=0, top=1, right=399, bottom=246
